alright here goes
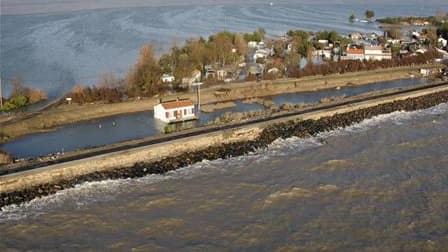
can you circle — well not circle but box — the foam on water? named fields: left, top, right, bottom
left=1, top=103, right=447, bottom=222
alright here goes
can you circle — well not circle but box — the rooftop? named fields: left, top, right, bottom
left=346, top=48, right=364, bottom=55
left=365, top=46, right=384, bottom=51
left=160, top=99, right=194, bottom=110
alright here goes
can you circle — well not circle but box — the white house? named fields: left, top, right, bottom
left=154, top=98, right=196, bottom=123
left=420, top=69, right=432, bottom=76
left=364, top=46, right=392, bottom=61
left=438, top=37, right=448, bottom=48
left=253, top=48, right=270, bottom=61
left=181, top=69, right=202, bottom=86
left=248, top=41, right=258, bottom=48
left=161, top=73, right=175, bottom=83
left=349, top=32, right=363, bottom=40
left=341, top=48, right=365, bottom=60
left=314, top=49, right=332, bottom=59
left=317, top=39, right=329, bottom=45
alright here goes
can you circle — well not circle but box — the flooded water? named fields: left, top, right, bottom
left=1, top=0, right=447, bottom=96
left=0, top=78, right=428, bottom=158
left=1, top=102, right=447, bottom=251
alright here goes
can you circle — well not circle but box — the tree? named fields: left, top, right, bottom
left=438, top=22, right=448, bottom=39
left=287, top=30, right=310, bottom=41
left=385, top=28, right=402, bottom=39
left=10, top=76, right=26, bottom=97
left=98, top=72, right=122, bottom=88
left=233, top=34, right=248, bottom=57
left=365, top=10, right=375, bottom=21
left=422, top=28, right=438, bottom=46
left=243, top=28, right=266, bottom=42
left=126, top=44, right=162, bottom=97
left=349, top=14, right=356, bottom=23
left=209, top=31, right=234, bottom=67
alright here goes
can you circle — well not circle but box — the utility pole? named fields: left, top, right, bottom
left=0, top=76, right=3, bottom=109
left=192, top=82, right=203, bottom=117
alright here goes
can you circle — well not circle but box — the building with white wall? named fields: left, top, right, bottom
left=154, top=98, right=196, bottom=123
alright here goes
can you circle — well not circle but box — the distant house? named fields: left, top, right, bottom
left=349, top=32, right=363, bottom=40
left=420, top=69, right=432, bottom=76
left=181, top=69, right=202, bottom=86
left=154, top=98, right=196, bottom=123
left=438, top=37, right=448, bottom=48
left=317, top=39, right=329, bottom=45
left=342, top=48, right=364, bottom=60
left=314, top=49, right=332, bottom=59
left=161, top=73, right=175, bottom=83
left=216, top=66, right=235, bottom=81
left=253, top=48, right=272, bottom=61
left=342, top=45, right=392, bottom=61
left=248, top=41, right=258, bottom=48
left=364, top=46, right=392, bottom=61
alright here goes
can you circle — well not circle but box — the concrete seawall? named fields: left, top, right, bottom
left=1, top=84, right=448, bottom=206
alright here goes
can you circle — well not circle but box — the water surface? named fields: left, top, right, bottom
left=1, top=102, right=447, bottom=251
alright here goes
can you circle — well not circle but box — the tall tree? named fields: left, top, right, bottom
left=126, top=44, right=162, bottom=97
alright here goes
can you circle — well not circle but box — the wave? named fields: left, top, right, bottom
left=1, top=102, right=447, bottom=222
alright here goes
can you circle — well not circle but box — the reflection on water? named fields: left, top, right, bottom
left=0, top=78, right=429, bottom=158
left=1, top=103, right=448, bottom=251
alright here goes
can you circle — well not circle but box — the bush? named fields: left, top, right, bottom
left=65, top=85, right=124, bottom=104
left=0, top=95, right=29, bottom=112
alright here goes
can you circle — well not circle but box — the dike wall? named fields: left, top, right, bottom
left=1, top=85, right=448, bottom=208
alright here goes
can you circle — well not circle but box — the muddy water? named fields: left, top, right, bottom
left=1, top=103, right=448, bottom=251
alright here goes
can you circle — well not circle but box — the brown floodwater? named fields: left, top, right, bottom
left=1, top=103, right=448, bottom=251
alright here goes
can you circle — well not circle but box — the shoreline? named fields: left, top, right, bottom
left=1, top=85, right=448, bottom=208
left=0, top=64, right=441, bottom=144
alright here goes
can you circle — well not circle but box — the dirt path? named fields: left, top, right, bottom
left=0, top=64, right=441, bottom=143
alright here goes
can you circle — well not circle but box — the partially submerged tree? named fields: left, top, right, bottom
left=349, top=14, right=356, bottom=23
left=365, top=10, right=375, bottom=21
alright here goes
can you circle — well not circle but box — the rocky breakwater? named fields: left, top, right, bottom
left=2, top=90, right=448, bottom=208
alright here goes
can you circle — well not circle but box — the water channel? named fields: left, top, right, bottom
left=0, top=78, right=429, bottom=158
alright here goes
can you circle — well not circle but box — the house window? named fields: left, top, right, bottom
left=184, top=109, right=187, bottom=115
left=165, top=112, right=169, bottom=118
left=191, top=108, right=195, bottom=114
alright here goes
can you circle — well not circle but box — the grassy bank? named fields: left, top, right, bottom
left=0, top=64, right=441, bottom=144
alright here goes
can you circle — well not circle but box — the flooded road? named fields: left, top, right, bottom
left=1, top=102, right=447, bottom=251
left=1, top=78, right=429, bottom=158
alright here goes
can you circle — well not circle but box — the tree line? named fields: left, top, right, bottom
left=291, top=50, right=440, bottom=78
